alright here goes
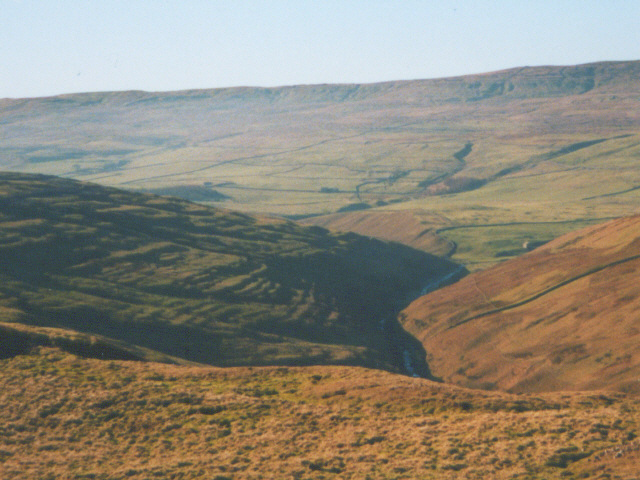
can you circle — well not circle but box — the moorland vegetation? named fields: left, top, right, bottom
left=0, top=172, right=457, bottom=373
left=1, top=61, right=640, bottom=479
left=401, top=214, right=640, bottom=394
left=2, top=347, right=640, bottom=479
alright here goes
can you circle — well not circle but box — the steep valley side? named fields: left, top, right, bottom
left=0, top=172, right=459, bottom=375
left=400, top=214, right=640, bottom=393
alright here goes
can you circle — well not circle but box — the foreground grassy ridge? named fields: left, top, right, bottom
left=1, top=347, right=640, bottom=480
left=0, top=172, right=457, bottom=372
left=2, top=61, right=639, bottom=266
left=401, top=215, right=640, bottom=393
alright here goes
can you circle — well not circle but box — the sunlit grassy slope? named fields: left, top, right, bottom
left=2, top=346, right=640, bottom=480
left=401, top=214, right=640, bottom=393
left=0, top=172, right=458, bottom=373
left=2, top=61, right=640, bottom=268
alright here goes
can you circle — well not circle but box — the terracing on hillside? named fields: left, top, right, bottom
left=0, top=172, right=458, bottom=373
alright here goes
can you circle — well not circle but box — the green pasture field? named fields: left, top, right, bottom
left=2, top=61, right=640, bottom=268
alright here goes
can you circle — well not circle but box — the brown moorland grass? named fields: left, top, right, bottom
left=401, top=214, right=640, bottom=393
left=2, top=347, right=640, bottom=480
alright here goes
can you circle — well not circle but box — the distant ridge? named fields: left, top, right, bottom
left=2, top=60, right=638, bottom=107
left=2, top=59, right=639, bottom=103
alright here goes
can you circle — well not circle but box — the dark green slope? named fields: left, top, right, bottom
left=0, top=172, right=458, bottom=373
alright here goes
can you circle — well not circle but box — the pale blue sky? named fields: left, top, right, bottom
left=2, top=0, right=639, bottom=99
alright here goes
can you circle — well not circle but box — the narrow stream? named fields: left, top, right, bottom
left=419, top=265, right=467, bottom=296
left=387, top=264, right=468, bottom=377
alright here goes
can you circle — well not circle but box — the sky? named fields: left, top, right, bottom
left=2, top=0, right=640, bottom=99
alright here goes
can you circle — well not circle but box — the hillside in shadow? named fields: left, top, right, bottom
left=0, top=172, right=458, bottom=373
